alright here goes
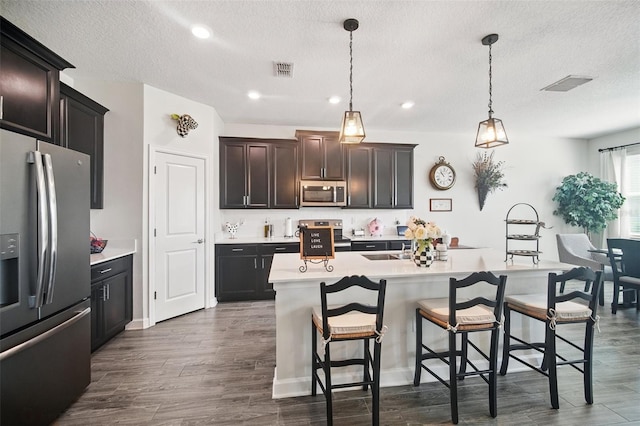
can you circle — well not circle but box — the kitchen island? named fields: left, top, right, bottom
left=269, top=248, right=571, bottom=398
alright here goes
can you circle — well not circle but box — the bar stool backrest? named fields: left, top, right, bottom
left=320, top=275, right=387, bottom=342
left=548, top=267, right=602, bottom=315
left=448, top=271, right=507, bottom=328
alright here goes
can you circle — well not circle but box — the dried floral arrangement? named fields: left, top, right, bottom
left=472, top=151, right=507, bottom=210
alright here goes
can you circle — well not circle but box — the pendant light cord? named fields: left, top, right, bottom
left=488, top=43, right=493, bottom=118
left=349, top=29, right=354, bottom=112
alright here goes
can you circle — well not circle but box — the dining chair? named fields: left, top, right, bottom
left=311, top=275, right=387, bottom=426
left=413, top=271, right=507, bottom=424
left=606, top=238, right=640, bottom=314
left=500, top=267, right=603, bottom=409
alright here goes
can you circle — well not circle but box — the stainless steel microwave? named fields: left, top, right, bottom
left=299, top=180, right=347, bottom=207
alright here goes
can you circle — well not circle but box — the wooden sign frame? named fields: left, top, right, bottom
left=299, top=226, right=335, bottom=260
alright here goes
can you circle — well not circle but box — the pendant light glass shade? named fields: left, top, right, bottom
left=339, top=18, right=365, bottom=144
left=339, top=110, right=365, bottom=144
left=475, top=117, right=508, bottom=148
left=475, top=34, right=509, bottom=149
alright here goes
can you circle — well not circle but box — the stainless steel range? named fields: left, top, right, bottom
left=297, top=219, right=351, bottom=251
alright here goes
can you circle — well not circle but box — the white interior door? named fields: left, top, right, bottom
left=153, top=151, right=206, bottom=322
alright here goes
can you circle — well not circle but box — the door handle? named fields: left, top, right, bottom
left=30, top=151, right=49, bottom=309
left=193, top=239, right=204, bottom=244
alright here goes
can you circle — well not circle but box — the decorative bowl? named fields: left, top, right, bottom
left=90, top=237, right=108, bottom=254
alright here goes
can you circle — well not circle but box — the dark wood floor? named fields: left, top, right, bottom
left=54, top=283, right=640, bottom=425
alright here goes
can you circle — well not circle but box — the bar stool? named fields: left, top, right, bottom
left=413, top=271, right=507, bottom=424
left=311, top=275, right=387, bottom=426
left=499, top=266, right=603, bottom=409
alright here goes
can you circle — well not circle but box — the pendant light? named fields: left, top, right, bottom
left=475, top=34, right=509, bottom=148
left=339, top=18, right=365, bottom=144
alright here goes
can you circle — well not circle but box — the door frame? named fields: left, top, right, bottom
left=148, top=147, right=211, bottom=327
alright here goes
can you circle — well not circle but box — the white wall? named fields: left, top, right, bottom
left=143, top=85, right=224, bottom=316
left=70, top=79, right=146, bottom=324
left=222, top=123, right=588, bottom=259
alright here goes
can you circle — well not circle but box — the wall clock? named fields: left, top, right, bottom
left=429, top=156, right=456, bottom=190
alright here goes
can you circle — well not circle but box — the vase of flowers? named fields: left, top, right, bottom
left=404, top=216, right=441, bottom=267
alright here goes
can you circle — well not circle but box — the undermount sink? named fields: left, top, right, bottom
left=361, top=253, right=404, bottom=261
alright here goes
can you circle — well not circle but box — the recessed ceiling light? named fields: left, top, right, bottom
left=401, top=101, right=414, bottom=109
left=191, top=25, right=211, bottom=39
left=248, top=91, right=261, bottom=100
left=329, top=96, right=341, bottom=104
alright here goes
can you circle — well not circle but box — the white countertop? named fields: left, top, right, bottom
left=90, top=239, right=137, bottom=265
left=215, top=236, right=301, bottom=244
left=214, top=234, right=411, bottom=244
left=348, top=235, right=409, bottom=241
left=269, top=248, right=569, bottom=284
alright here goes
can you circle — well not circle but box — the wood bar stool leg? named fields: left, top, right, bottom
left=459, top=333, right=468, bottom=379
left=499, top=304, right=511, bottom=376
left=489, top=327, right=499, bottom=417
left=324, top=344, right=333, bottom=425
left=311, top=321, right=317, bottom=396
left=449, top=330, right=459, bottom=424
left=413, top=309, right=423, bottom=386
left=546, top=324, right=560, bottom=409
left=584, top=322, right=595, bottom=404
left=363, top=339, right=370, bottom=391
left=373, top=341, right=382, bottom=426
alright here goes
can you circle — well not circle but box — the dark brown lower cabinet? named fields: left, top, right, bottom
left=91, top=255, right=132, bottom=351
left=351, top=240, right=412, bottom=251
left=215, top=243, right=299, bottom=302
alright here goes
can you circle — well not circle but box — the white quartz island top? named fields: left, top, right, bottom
left=269, top=248, right=571, bottom=399
left=269, top=247, right=565, bottom=284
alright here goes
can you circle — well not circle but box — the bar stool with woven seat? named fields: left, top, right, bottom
left=499, top=266, right=603, bottom=409
left=311, top=275, right=387, bottom=426
left=413, top=271, right=507, bottom=424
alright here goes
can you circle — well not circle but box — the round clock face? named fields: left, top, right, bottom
left=429, top=160, right=456, bottom=190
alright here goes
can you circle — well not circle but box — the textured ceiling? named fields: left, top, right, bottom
left=2, top=0, right=639, bottom=140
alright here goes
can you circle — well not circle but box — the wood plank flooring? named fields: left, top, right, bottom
left=54, top=283, right=640, bottom=425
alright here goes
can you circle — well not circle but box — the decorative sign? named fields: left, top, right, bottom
left=299, top=226, right=335, bottom=260
left=430, top=198, right=453, bottom=212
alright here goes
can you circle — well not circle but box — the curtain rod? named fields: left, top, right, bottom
left=598, top=142, right=640, bottom=152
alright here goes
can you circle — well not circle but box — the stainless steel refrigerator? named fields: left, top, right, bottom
left=1, top=129, right=91, bottom=425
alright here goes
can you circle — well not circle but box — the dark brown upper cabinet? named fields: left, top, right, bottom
left=345, top=145, right=373, bottom=208
left=296, top=130, right=344, bottom=180
left=271, top=142, right=299, bottom=208
left=219, top=137, right=298, bottom=209
left=0, top=16, right=73, bottom=143
left=345, top=143, right=415, bottom=209
left=60, top=83, right=109, bottom=209
left=373, top=145, right=414, bottom=209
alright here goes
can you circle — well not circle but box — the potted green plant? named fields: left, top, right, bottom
left=472, top=151, right=507, bottom=211
left=552, top=172, right=625, bottom=236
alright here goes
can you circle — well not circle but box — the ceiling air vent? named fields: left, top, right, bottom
left=541, top=75, right=594, bottom=92
left=273, top=61, right=294, bottom=78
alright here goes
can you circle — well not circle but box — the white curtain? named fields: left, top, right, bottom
left=600, top=147, right=630, bottom=242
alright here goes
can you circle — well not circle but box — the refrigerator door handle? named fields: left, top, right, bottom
left=42, top=153, right=58, bottom=304
left=0, top=307, right=91, bottom=362
left=30, top=151, right=49, bottom=309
